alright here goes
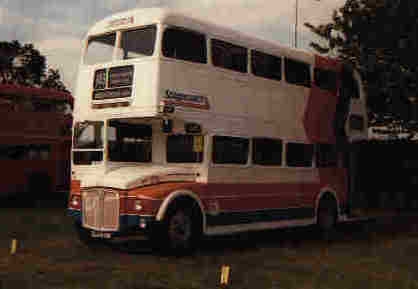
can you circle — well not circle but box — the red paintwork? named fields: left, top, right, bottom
left=0, top=86, right=73, bottom=195
left=303, top=55, right=342, bottom=144
left=0, top=84, right=73, bottom=105
left=70, top=167, right=345, bottom=215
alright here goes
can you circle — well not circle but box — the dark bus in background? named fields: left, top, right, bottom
left=0, top=84, right=73, bottom=203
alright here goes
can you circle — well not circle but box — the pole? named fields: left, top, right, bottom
left=295, top=0, right=298, bottom=48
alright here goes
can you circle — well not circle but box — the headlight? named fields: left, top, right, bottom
left=71, top=195, right=81, bottom=207
left=134, top=200, right=143, bottom=211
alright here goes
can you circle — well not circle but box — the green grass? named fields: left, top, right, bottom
left=2, top=209, right=418, bottom=289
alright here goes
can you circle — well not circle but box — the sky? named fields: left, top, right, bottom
left=0, top=0, right=345, bottom=93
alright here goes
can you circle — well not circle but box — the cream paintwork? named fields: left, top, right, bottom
left=85, top=8, right=313, bottom=63
left=74, top=7, right=366, bottom=142
left=72, top=8, right=368, bottom=235
left=79, top=165, right=200, bottom=190
left=207, top=166, right=320, bottom=184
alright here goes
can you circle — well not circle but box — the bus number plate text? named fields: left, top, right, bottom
left=91, top=231, right=111, bottom=239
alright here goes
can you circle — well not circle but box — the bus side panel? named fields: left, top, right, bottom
left=158, top=59, right=210, bottom=112
left=0, top=160, right=57, bottom=196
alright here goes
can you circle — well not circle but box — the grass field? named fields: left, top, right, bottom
left=1, top=208, right=418, bottom=289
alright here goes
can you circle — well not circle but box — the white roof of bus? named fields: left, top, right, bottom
left=87, top=7, right=314, bottom=63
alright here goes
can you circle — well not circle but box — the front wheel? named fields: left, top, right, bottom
left=156, top=204, right=202, bottom=255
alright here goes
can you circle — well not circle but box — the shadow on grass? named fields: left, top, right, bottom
left=109, top=215, right=418, bottom=256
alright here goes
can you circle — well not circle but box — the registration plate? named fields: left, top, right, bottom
left=91, top=231, right=112, bottom=239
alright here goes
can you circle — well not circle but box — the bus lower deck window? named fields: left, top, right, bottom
left=286, top=142, right=313, bottom=167
left=108, top=121, right=152, bottom=163
left=166, top=134, right=204, bottom=163
left=212, top=136, right=249, bottom=164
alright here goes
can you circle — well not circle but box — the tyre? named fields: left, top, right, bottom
left=317, top=198, right=338, bottom=239
left=157, top=202, right=203, bottom=255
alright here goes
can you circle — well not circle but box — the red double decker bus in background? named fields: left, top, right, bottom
left=0, top=84, right=73, bottom=204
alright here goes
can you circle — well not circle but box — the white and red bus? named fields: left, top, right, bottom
left=0, top=84, right=73, bottom=202
left=68, top=8, right=368, bottom=251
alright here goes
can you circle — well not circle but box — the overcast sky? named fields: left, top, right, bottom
left=0, top=0, right=344, bottom=93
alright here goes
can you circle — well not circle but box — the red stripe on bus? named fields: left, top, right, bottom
left=120, top=168, right=347, bottom=215
left=71, top=168, right=347, bottom=215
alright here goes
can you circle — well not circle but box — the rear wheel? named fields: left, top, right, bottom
left=317, top=198, right=338, bottom=239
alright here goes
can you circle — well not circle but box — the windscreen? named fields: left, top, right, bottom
left=84, top=33, right=116, bottom=65
left=73, top=121, right=104, bottom=149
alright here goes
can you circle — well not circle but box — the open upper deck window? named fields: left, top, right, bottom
left=84, top=33, right=116, bottom=65
left=211, top=39, right=247, bottom=73
left=285, top=58, right=311, bottom=87
left=121, top=25, right=157, bottom=59
left=162, top=27, right=207, bottom=64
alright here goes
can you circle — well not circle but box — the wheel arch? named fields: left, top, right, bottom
left=315, top=187, right=341, bottom=222
left=156, top=190, right=206, bottom=233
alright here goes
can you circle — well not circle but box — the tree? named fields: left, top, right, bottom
left=305, top=0, right=418, bottom=125
left=42, top=68, right=68, bottom=92
left=0, top=40, right=68, bottom=92
left=0, top=40, right=23, bottom=84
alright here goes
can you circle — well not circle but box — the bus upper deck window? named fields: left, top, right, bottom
left=162, top=27, right=207, bottom=64
left=211, top=39, right=247, bottom=73
left=121, top=25, right=157, bottom=59
left=84, top=33, right=116, bottom=65
left=285, top=58, right=311, bottom=87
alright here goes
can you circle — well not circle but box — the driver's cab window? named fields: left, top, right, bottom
left=107, top=120, right=152, bottom=162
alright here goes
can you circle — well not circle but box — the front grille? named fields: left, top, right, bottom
left=82, top=188, right=119, bottom=231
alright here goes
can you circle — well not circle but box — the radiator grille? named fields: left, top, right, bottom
left=82, top=188, right=119, bottom=231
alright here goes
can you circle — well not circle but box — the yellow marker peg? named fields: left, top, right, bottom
left=10, top=239, right=17, bottom=255
left=220, top=265, right=230, bottom=286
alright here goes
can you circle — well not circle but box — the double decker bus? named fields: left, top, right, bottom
left=0, top=84, right=73, bottom=203
left=68, top=8, right=368, bottom=251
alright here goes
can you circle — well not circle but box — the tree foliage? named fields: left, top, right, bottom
left=305, top=0, right=418, bottom=124
left=42, top=68, right=67, bottom=92
left=0, top=40, right=69, bottom=92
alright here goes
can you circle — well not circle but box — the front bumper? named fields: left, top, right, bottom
left=68, top=208, right=157, bottom=240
